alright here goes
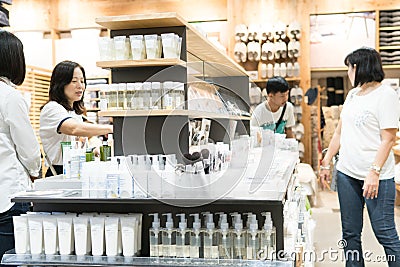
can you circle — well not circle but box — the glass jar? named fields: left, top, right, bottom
left=98, top=84, right=109, bottom=111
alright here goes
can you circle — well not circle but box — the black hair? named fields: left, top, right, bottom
left=266, top=76, right=289, bottom=94
left=0, top=31, right=26, bottom=85
left=344, top=47, right=384, bottom=87
left=48, top=60, right=86, bottom=115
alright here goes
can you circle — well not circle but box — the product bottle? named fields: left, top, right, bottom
left=142, top=82, right=151, bottom=110
left=174, top=82, right=185, bottom=110
left=125, top=83, right=135, bottom=110
left=246, top=214, right=260, bottom=260
left=203, top=213, right=218, bottom=259
left=100, top=141, right=111, bottom=161
left=151, top=82, right=162, bottom=109
left=149, top=213, right=161, bottom=258
left=260, top=212, right=276, bottom=260
left=218, top=213, right=232, bottom=259
left=135, top=82, right=144, bottom=110
left=108, top=83, right=118, bottom=110
left=118, top=83, right=127, bottom=110
left=189, top=213, right=202, bottom=258
left=231, top=214, right=246, bottom=260
left=162, top=81, right=173, bottom=110
left=161, top=213, right=176, bottom=258
left=175, top=214, right=190, bottom=258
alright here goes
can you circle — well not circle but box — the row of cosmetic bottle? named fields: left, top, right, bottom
left=98, top=33, right=182, bottom=61
left=13, top=212, right=142, bottom=257
left=62, top=137, right=113, bottom=179
left=149, top=212, right=276, bottom=260
left=97, top=82, right=185, bottom=111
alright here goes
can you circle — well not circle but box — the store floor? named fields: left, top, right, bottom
left=312, top=190, right=400, bottom=266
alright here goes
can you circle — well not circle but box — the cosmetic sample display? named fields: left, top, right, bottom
left=189, top=213, right=202, bottom=258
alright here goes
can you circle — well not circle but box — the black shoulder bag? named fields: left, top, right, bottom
left=274, top=103, right=287, bottom=133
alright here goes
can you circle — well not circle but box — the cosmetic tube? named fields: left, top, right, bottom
left=42, top=216, right=58, bottom=255
left=120, top=216, right=137, bottom=257
left=57, top=216, right=74, bottom=255
left=13, top=216, right=30, bottom=254
left=104, top=216, right=119, bottom=256
left=90, top=216, right=105, bottom=256
left=28, top=216, right=43, bottom=254
left=73, top=216, right=91, bottom=256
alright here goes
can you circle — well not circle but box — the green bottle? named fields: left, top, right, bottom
left=100, top=141, right=111, bottom=161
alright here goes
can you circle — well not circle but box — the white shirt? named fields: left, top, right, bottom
left=337, top=85, right=400, bottom=180
left=250, top=101, right=295, bottom=134
left=0, top=81, right=41, bottom=213
left=40, top=101, right=83, bottom=166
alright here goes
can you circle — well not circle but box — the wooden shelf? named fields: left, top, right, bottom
left=311, top=67, right=347, bottom=72
left=383, top=64, right=400, bottom=69
left=96, top=58, right=185, bottom=68
left=95, top=12, right=247, bottom=77
left=252, top=77, right=301, bottom=83
left=380, top=26, right=400, bottom=31
left=98, top=109, right=250, bottom=120
left=379, top=45, right=400, bottom=50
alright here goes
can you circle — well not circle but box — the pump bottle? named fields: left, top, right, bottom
left=260, top=212, right=276, bottom=260
left=203, top=213, right=218, bottom=259
left=161, top=213, right=176, bottom=258
left=217, top=213, right=232, bottom=259
left=231, top=213, right=246, bottom=259
left=175, top=214, right=190, bottom=258
left=246, top=214, right=260, bottom=260
left=189, top=213, right=202, bottom=258
left=149, top=213, right=161, bottom=258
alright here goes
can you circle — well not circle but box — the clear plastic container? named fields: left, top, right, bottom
left=151, top=82, right=162, bottom=110
left=108, top=84, right=119, bottom=110
left=174, top=82, right=185, bottom=110
left=129, top=35, right=146, bottom=60
left=118, top=83, right=127, bottom=110
left=98, top=84, right=109, bottom=111
left=162, top=81, right=174, bottom=110
left=142, top=82, right=152, bottom=110
left=126, top=83, right=135, bottom=110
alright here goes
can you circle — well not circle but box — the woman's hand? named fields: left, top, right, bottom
left=363, top=170, right=379, bottom=199
left=319, top=168, right=331, bottom=189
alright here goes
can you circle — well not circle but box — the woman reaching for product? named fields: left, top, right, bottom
left=40, top=60, right=113, bottom=177
left=0, top=30, right=41, bottom=262
left=320, top=47, right=400, bottom=266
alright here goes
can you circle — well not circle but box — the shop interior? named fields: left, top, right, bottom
left=2, top=0, right=400, bottom=266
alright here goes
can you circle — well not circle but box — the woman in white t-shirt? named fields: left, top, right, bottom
left=320, top=47, right=400, bottom=266
left=40, top=61, right=113, bottom=177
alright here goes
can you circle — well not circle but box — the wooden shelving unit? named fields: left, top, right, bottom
left=96, top=58, right=185, bottom=68
left=98, top=109, right=250, bottom=120
left=95, top=12, right=247, bottom=77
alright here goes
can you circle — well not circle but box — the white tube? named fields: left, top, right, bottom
left=42, top=216, right=58, bottom=255
left=120, top=216, right=136, bottom=256
left=57, top=216, right=74, bottom=255
left=73, top=216, right=90, bottom=256
left=27, top=216, right=43, bottom=254
left=90, top=216, right=105, bottom=256
left=104, top=216, right=119, bottom=256
left=13, top=216, right=29, bottom=254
